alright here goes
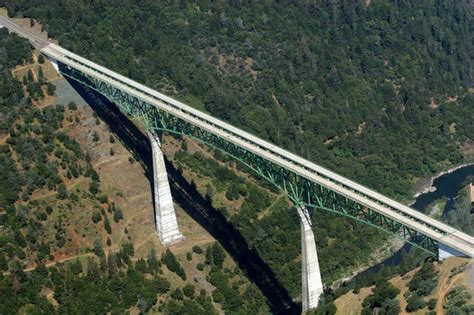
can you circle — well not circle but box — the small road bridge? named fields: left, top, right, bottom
left=2, top=16, right=473, bottom=312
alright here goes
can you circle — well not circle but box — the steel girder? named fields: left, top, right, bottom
left=57, top=62, right=438, bottom=256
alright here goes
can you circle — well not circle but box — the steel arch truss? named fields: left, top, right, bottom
left=58, top=62, right=438, bottom=256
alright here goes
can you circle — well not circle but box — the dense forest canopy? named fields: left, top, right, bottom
left=4, top=0, right=474, bottom=199
left=1, top=1, right=474, bottom=313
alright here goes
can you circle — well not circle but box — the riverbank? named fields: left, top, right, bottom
left=331, top=237, right=405, bottom=288
left=412, top=163, right=474, bottom=200
left=336, top=163, right=474, bottom=289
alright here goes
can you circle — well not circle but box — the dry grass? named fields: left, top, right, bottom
left=335, top=286, right=374, bottom=315
left=335, top=257, right=472, bottom=314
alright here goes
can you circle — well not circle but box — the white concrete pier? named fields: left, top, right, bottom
left=296, top=206, right=324, bottom=312
left=148, top=131, right=184, bottom=245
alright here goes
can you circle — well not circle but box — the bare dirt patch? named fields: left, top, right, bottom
left=430, top=97, right=440, bottom=109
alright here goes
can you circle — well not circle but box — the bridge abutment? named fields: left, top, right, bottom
left=148, top=131, right=184, bottom=245
left=297, top=206, right=324, bottom=312
left=438, top=243, right=466, bottom=260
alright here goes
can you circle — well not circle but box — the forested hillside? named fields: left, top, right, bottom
left=1, top=1, right=473, bottom=313
left=0, top=30, right=270, bottom=314
left=4, top=0, right=474, bottom=199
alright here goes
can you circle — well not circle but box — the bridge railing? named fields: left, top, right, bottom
left=41, top=44, right=474, bottom=255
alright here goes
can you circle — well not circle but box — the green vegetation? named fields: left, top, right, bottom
left=1, top=0, right=473, bottom=312
left=443, top=285, right=474, bottom=314
left=0, top=246, right=172, bottom=314
left=445, top=183, right=474, bottom=235
left=0, top=31, right=115, bottom=268
left=0, top=31, right=268, bottom=314
left=361, top=280, right=400, bottom=315
left=162, top=249, right=186, bottom=281
left=6, top=0, right=473, bottom=199
left=406, top=261, right=438, bottom=308
left=5, top=0, right=472, bottom=300
left=175, top=147, right=389, bottom=295
left=202, top=241, right=267, bottom=313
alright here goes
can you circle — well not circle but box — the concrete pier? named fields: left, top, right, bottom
left=148, top=131, right=184, bottom=245
left=296, top=206, right=324, bottom=312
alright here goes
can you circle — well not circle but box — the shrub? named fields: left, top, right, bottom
left=406, top=294, right=426, bottom=312
left=68, top=101, right=77, bottom=110
left=427, top=298, right=436, bottom=310
left=192, top=245, right=203, bottom=254
left=183, top=284, right=195, bottom=298
left=92, top=212, right=102, bottom=223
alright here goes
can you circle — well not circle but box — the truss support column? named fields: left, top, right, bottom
left=297, top=205, right=324, bottom=312
left=148, top=131, right=184, bottom=245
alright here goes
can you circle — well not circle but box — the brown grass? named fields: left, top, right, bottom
left=335, top=286, right=374, bottom=315
left=335, top=257, right=472, bottom=314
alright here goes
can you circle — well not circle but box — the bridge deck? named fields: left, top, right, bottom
left=0, top=16, right=49, bottom=48
left=41, top=43, right=473, bottom=257
left=1, top=15, right=472, bottom=257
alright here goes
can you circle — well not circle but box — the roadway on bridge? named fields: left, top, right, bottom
left=1, top=15, right=473, bottom=258
left=0, top=15, right=50, bottom=48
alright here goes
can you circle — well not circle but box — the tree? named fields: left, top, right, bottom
left=68, top=102, right=77, bottom=110
left=92, top=211, right=102, bottom=223
left=192, top=245, right=203, bottom=254
left=211, top=243, right=226, bottom=269
left=89, top=180, right=99, bottom=195
left=225, top=182, right=240, bottom=200
left=93, top=239, right=105, bottom=258
left=362, top=280, right=400, bottom=312
left=408, top=262, right=438, bottom=297
left=104, top=216, right=112, bottom=234
left=70, top=261, right=83, bottom=275
left=147, top=249, right=160, bottom=274
left=406, top=294, right=426, bottom=312
left=38, top=53, right=45, bottom=64
left=171, top=288, right=184, bottom=300
left=113, top=206, right=123, bottom=223
left=57, top=183, right=67, bottom=199
left=162, top=249, right=186, bottom=280
left=183, top=284, right=195, bottom=299
left=27, top=69, right=34, bottom=82
left=136, top=258, right=148, bottom=274
left=92, top=131, right=99, bottom=142
left=46, top=82, right=55, bottom=96
left=38, top=67, right=44, bottom=83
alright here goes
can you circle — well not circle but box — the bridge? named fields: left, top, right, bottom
left=2, top=16, right=473, bottom=312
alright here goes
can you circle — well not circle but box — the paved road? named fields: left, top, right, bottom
left=2, top=15, right=473, bottom=257
left=0, top=15, right=50, bottom=48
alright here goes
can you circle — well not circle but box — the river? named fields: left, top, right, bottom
left=354, top=163, right=474, bottom=279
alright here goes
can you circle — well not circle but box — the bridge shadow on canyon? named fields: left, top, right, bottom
left=66, top=78, right=300, bottom=314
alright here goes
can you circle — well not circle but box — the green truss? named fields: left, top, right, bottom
left=57, top=61, right=439, bottom=256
